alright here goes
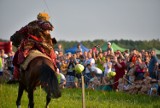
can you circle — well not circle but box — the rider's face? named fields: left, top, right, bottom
left=44, top=30, right=50, bottom=34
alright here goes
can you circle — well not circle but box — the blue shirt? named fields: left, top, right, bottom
left=148, top=56, right=158, bottom=73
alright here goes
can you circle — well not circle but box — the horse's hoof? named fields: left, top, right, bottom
left=17, top=105, right=21, bottom=108
left=45, top=106, right=49, bottom=108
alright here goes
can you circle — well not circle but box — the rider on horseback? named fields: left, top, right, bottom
left=9, top=12, right=57, bottom=82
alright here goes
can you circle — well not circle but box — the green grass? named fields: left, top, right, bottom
left=0, top=83, right=160, bottom=108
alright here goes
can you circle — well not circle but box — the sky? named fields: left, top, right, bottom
left=0, top=0, right=160, bottom=41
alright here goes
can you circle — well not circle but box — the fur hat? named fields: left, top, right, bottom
left=37, top=12, right=50, bottom=21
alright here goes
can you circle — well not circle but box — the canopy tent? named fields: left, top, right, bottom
left=101, top=42, right=128, bottom=52
left=65, top=43, right=89, bottom=54
left=153, top=48, right=160, bottom=55
left=0, top=41, right=12, bottom=53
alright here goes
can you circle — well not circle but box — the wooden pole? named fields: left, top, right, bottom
left=81, top=75, right=85, bottom=108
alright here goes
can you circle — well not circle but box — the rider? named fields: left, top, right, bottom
left=9, top=12, right=57, bottom=82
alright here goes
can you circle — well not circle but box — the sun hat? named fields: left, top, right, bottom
left=107, top=42, right=111, bottom=45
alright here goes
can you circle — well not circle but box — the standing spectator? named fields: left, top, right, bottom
left=60, top=59, right=68, bottom=76
left=141, top=49, right=146, bottom=62
left=56, top=43, right=64, bottom=54
left=84, top=52, right=95, bottom=86
left=0, top=52, right=3, bottom=76
left=129, top=48, right=138, bottom=64
left=0, top=49, right=8, bottom=72
left=103, top=56, right=112, bottom=76
left=96, top=52, right=105, bottom=73
left=92, top=46, right=98, bottom=54
left=113, top=56, right=126, bottom=90
left=106, top=42, right=114, bottom=54
left=6, top=51, right=15, bottom=79
left=157, top=63, right=160, bottom=80
left=0, top=49, right=8, bottom=68
left=148, top=49, right=159, bottom=79
left=76, top=43, right=82, bottom=53
left=96, top=52, right=106, bottom=81
left=65, top=52, right=72, bottom=64
left=66, top=56, right=76, bottom=88
left=83, top=51, right=88, bottom=60
left=134, top=56, right=146, bottom=80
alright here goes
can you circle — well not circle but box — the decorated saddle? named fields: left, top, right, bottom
left=20, top=50, right=51, bottom=70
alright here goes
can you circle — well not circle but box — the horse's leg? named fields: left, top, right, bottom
left=45, top=93, right=51, bottom=108
left=28, top=88, right=34, bottom=108
left=16, top=83, right=24, bottom=108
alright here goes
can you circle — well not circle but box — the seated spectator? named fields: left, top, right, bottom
left=87, top=64, right=103, bottom=79
left=88, top=71, right=101, bottom=90
left=56, top=68, right=66, bottom=89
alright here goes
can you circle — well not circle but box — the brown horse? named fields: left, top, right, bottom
left=16, top=56, right=61, bottom=108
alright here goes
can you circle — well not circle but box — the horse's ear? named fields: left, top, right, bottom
left=52, top=38, right=57, bottom=44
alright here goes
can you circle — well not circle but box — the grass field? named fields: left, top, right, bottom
left=0, top=83, right=160, bottom=108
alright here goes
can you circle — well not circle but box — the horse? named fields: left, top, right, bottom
left=16, top=55, right=61, bottom=108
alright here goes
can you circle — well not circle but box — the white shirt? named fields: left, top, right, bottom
left=103, top=62, right=112, bottom=75
left=91, top=66, right=102, bottom=74
left=60, top=73, right=66, bottom=83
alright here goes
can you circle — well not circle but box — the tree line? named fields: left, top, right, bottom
left=57, top=38, right=160, bottom=51
left=1, top=38, right=160, bottom=52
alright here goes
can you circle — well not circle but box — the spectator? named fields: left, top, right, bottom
left=157, top=63, right=160, bottom=80
left=113, top=56, right=126, bottom=90
left=0, top=52, right=3, bottom=76
left=134, top=56, right=147, bottom=80
left=84, top=52, right=96, bottom=86
left=6, top=51, right=15, bottom=79
left=56, top=43, right=64, bottom=54
left=83, top=51, right=88, bottom=60
left=103, top=56, right=112, bottom=76
left=87, top=63, right=103, bottom=78
left=66, top=56, right=76, bottom=88
left=56, top=68, right=66, bottom=89
left=148, top=49, right=159, bottom=79
left=129, top=48, right=138, bottom=64
left=76, top=43, right=82, bottom=53
left=106, top=42, right=114, bottom=54
left=65, top=52, right=72, bottom=64
left=87, top=71, right=101, bottom=90
left=60, top=59, right=68, bottom=75
left=96, top=52, right=105, bottom=81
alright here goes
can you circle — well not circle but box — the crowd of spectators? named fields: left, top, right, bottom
left=54, top=42, right=160, bottom=96
left=0, top=49, right=15, bottom=80
left=0, top=42, right=160, bottom=96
